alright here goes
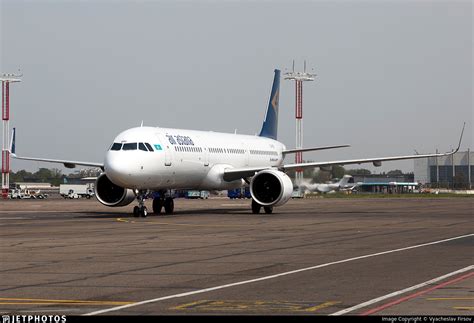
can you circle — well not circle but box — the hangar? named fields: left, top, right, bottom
left=414, top=150, right=473, bottom=189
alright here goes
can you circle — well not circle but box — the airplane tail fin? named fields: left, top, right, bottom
left=338, top=175, right=353, bottom=187
left=259, top=69, right=280, bottom=140
left=9, top=127, right=16, bottom=155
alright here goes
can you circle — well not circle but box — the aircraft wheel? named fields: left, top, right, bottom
left=164, top=198, right=174, bottom=214
left=153, top=198, right=163, bottom=215
left=141, top=206, right=148, bottom=218
left=264, top=206, right=273, bottom=214
left=251, top=199, right=261, bottom=214
left=133, top=206, right=140, bottom=217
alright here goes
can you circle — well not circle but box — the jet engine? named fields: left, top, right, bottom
left=250, top=169, right=293, bottom=207
left=95, top=173, right=135, bottom=207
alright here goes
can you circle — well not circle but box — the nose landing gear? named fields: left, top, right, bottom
left=133, top=190, right=148, bottom=217
left=131, top=190, right=175, bottom=217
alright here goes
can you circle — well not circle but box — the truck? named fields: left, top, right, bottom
left=59, top=184, right=94, bottom=199
left=8, top=188, right=48, bottom=199
left=9, top=189, right=29, bottom=199
left=186, top=190, right=210, bottom=199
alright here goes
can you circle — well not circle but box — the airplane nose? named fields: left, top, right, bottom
left=104, top=152, right=133, bottom=188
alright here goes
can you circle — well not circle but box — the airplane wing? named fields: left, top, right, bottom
left=223, top=149, right=458, bottom=182
left=223, top=124, right=465, bottom=182
left=282, top=144, right=350, bottom=155
left=223, top=166, right=273, bottom=182
left=282, top=150, right=455, bottom=172
left=9, top=128, right=104, bottom=169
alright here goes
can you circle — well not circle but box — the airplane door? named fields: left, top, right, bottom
left=203, top=147, right=209, bottom=167
left=196, top=135, right=209, bottom=167
left=242, top=142, right=249, bottom=166
left=157, top=133, right=172, bottom=166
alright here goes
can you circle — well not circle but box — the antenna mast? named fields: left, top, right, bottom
left=1, top=71, right=22, bottom=199
left=284, top=60, right=316, bottom=186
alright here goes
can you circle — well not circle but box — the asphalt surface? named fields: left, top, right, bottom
left=0, top=197, right=472, bottom=315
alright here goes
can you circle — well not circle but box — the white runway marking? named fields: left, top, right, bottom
left=330, top=265, right=474, bottom=315
left=84, top=233, right=473, bottom=316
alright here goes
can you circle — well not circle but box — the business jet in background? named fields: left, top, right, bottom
left=10, top=70, right=464, bottom=217
left=299, top=175, right=356, bottom=194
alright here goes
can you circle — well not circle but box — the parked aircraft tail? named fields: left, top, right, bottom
left=338, top=175, right=354, bottom=187
left=9, top=127, right=16, bottom=155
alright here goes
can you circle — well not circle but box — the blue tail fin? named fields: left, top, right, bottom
left=9, top=127, right=16, bottom=155
left=259, top=69, right=280, bottom=140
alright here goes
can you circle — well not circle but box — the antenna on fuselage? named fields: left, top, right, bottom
left=140, top=120, right=144, bottom=127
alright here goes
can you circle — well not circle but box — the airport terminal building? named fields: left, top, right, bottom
left=414, top=150, right=473, bottom=189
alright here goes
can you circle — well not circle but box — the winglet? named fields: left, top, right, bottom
left=9, top=127, right=16, bottom=156
left=453, top=122, right=465, bottom=154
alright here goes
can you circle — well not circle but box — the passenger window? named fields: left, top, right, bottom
left=139, top=143, right=148, bottom=151
left=145, top=143, right=154, bottom=151
left=122, top=143, right=137, bottom=150
left=110, top=143, right=122, bottom=151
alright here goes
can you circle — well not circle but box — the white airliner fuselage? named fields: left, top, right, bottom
left=105, top=126, right=286, bottom=191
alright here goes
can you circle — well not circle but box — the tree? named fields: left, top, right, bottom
left=10, top=168, right=63, bottom=186
left=387, top=169, right=403, bottom=176
left=453, top=173, right=468, bottom=189
left=346, top=168, right=371, bottom=176
left=10, top=170, right=33, bottom=182
left=331, top=165, right=346, bottom=179
left=312, top=170, right=331, bottom=183
left=34, top=168, right=53, bottom=182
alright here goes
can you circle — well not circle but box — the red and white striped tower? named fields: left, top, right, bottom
left=1, top=72, right=22, bottom=199
left=284, top=61, right=315, bottom=185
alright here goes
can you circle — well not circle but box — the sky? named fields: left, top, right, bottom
left=1, top=0, right=472, bottom=174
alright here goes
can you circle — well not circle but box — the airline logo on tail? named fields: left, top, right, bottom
left=271, top=89, right=279, bottom=112
left=259, top=69, right=280, bottom=140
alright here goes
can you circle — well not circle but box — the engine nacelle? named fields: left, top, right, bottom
left=250, top=169, right=293, bottom=207
left=95, top=173, right=135, bottom=207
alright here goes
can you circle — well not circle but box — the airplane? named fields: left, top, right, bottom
left=9, top=69, right=465, bottom=217
left=299, top=175, right=356, bottom=193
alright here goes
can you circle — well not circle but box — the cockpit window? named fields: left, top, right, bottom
left=110, top=143, right=122, bottom=151
left=145, top=143, right=154, bottom=151
left=122, top=143, right=138, bottom=151
left=138, top=143, right=148, bottom=151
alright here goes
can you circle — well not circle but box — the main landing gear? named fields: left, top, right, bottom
left=251, top=199, right=273, bottom=214
left=152, top=196, right=174, bottom=215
